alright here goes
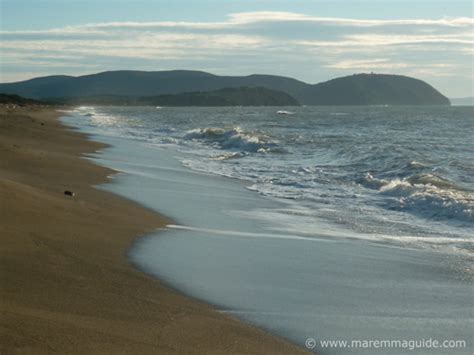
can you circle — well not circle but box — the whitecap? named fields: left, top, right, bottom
left=183, top=127, right=280, bottom=154
left=361, top=173, right=474, bottom=222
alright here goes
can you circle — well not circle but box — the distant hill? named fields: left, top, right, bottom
left=50, top=87, right=299, bottom=106
left=0, top=70, right=450, bottom=106
left=0, top=93, right=52, bottom=106
left=450, top=97, right=474, bottom=106
left=308, top=74, right=450, bottom=106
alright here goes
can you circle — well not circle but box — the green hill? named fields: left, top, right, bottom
left=0, top=70, right=450, bottom=106
left=49, top=87, right=299, bottom=106
left=308, top=74, right=450, bottom=105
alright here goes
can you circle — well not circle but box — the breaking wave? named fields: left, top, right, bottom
left=68, top=105, right=474, bottom=257
left=362, top=173, right=474, bottom=223
left=184, top=127, right=284, bottom=154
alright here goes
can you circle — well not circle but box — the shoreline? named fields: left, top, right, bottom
left=68, top=106, right=473, bottom=355
left=0, top=105, right=308, bottom=354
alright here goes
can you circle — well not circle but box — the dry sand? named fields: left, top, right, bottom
left=0, top=106, right=308, bottom=354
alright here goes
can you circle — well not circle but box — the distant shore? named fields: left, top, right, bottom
left=0, top=105, right=307, bottom=354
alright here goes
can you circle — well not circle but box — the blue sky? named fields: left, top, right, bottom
left=1, top=0, right=473, bottom=96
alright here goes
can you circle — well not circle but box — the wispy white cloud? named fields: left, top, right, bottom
left=1, top=11, right=472, bottom=37
left=0, top=32, right=268, bottom=60
left=297, top=32, right=473, bottom=48
left=345, top=33, right=474, bottom=46
left=227, top=11, right=474, bottom=27
left=0, top=11, right=472, bottom=95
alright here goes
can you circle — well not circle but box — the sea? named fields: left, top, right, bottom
left=63, top=105, right=473, bottom=354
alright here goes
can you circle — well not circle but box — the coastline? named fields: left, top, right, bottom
left=64, top=106, right=473, bottom=355
left=0, top=105, right=308, bottom=354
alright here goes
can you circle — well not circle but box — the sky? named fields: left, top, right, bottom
left=0, top=0, right=473, bottom=97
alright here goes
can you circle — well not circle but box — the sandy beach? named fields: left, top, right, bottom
left=0, top=105, right=308, bottom=354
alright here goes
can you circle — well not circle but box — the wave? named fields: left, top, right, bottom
left=183, top=127, right=284, bottom=154
left=231, top=207, right=473, bottom=257
left=406, top=160, right=429, bottom=170
left=70, top=105, right=474, bottom=259
left=329, top=112, right=349, bottom=116
left=361, top=173, right=474, bottom=222
left=160, top=136, right=179, bottom=144
left=213, top=152, right=248, bottom=160
left=76, top=106, right=96, bottom=115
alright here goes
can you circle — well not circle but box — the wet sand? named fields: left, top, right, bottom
left=0, top=105, right=307, bottom=354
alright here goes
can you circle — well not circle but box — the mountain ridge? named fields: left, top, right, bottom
left=0, top=70, right=450, bottom=106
